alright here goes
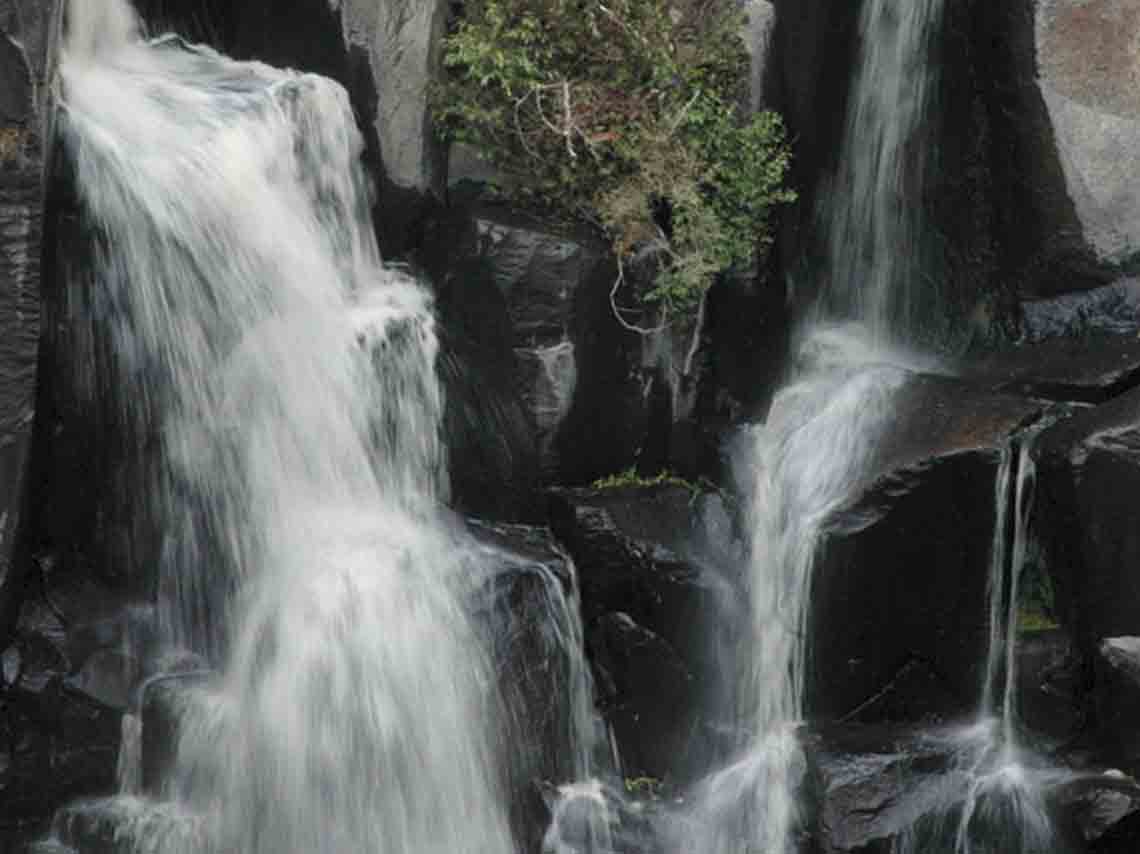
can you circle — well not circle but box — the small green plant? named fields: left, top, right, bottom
left=434, top=0, right=796, bottom=326
left=591, top=465, right=704, bottom=492
left=1017, top=607, right=1059, bottom=633
left=624, top=776, right=664, bottom=799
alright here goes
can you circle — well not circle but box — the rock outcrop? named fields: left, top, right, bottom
left=809, top=374, right=1041, bottom=722
left=0, top=0, right=60, bottom=626
left=548, top=484, right=739, bottom=780
left=991, top=0, right=1140, bottom=300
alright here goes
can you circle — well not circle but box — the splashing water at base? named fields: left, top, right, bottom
left=675, top=329, right=914, bottom=854
left=894, top=432, right=1065, bottom=854
left=54, top=1, right=519, bottom=851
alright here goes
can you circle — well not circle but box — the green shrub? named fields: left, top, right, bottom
left=433, top=0, right=796, bottom=324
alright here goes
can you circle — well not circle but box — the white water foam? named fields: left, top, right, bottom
left=57, top=1, right=520, bottom=850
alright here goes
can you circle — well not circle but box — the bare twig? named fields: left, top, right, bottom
left=609, top=256, right=670, bottom=336
left=668, top=90, right=702, bottom=136
left=562, top=79, right=576, bottom=159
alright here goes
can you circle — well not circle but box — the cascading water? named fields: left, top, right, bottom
left=677, top=1, right=949, bottom=851
left=896, top=433, right=1062, bottom=854
left=817, top=0, right=948, bottom=347
left=49, top=1, right=531, bottom=850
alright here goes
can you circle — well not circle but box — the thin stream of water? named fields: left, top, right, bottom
left=677, top=0, right=949, bottom=851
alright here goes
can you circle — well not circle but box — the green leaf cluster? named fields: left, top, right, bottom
left=433, top=0, right=796, bottom=322
left=591, top=465, right=707, bottom=493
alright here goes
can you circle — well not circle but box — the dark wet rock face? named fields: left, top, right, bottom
left=467, top=519, right=597, bottom=851
left=809, top=375, right=1041, bottom=723
left=1038, top=388, right=1140, bottom=652
left=426, top=203, right=662, bottom=489
left=1092, top=638, right=1140, bottom=771
left=0, top=559, right=142, bottom=849
left=966, top=333, right=1140, bottom=404
left=1054, top=772, right=1140, bottom=852
left=0, top=0, right=59, bottom=632
left=807, top=725, right=962, bottom=854
left=548, top=484, right=739, bottom=780
left=1036, top=389, right=1140, bottom=763
left=1016, top=629, right=1082, bottom=747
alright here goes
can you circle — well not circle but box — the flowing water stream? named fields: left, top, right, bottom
left=676, top=0, right=950, bottom=850
left=680, top=0, right=1066, bottom=850
left=894, top=433, right=1062, bottom=854
left=46, top=1, right=606, bottom=851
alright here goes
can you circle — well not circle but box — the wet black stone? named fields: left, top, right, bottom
left=548, top=484, right=738, bottom=780
left=809, top=375, right=1042, bottom=723
left=1037, top=386, right=1140, bottom=751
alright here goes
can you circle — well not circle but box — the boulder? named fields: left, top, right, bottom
left=466, top=519, right=605, bottom=850
left=1037, top=387, right=1140, bottom=660
left=427, top=203, right=658, bottom=486
left=138, top=671, right=210, bottom=795
left=1034, top=0, right=1140, bottom=266
left=806, top=724, right=962, bottom=854
left=992, top=0, right=1140, bottom=299
left=0, top=557, right=159, bottom=848
left=0, top=0, right=61, bottom=628
left=808, top=374, right=1042, bottom=722
left=810, top=724, right=1140, bottom=854
left=964, top=331, right=1140, bottom=404
left=1016, top=628, right=1082, bottom=747
left=1035, top=387, right=1140, bottom=758
left=49, top=796, right=205, bottom=854
left=1054, top=772, right=1140, bottom=852
left=0, top=676, right=121, bottom=850
left=1090, top=807, right=1140, bottom=854
left=548, top=484, right=739, bottom=780
left=1018, top=278, right=1140, bottom=342
left=1092, top=638, right=1140, bottom=771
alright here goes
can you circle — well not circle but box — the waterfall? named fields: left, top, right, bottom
left=892, top=433, right=1059, bottom=854
left=678, top=1, right=950, bottom=851
left=53, top=0, right=520, bottom=851
left=817, top=0, right=948, bottom=346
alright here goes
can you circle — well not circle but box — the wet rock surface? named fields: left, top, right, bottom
left=1036, top=387, right=1140, bottom=765
left=548, top=485, right=738, bottom=780
left=809, top=375, right=1042, bottom=722
left=807, top=724, right=962, bottom=853
left=446, top=204, right=634, bottom=484
left=0, top=0, right=59, bottom=625
left=1037, top=387, right=1140, bottom=654
left=1054, top=772, right=1140, bottom=850
left=467, top=519, right=595, bottom=850
left=1092, top=638, right=1140, bottom=771
left=0, top=558, right=154, bottom=850
left=1017, top=628, right=1082, bottom=747
left=965, top=333, right=1140, bottom=404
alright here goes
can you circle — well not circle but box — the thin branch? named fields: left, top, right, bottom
left=609, top=256, right=670, bottom=336
left=668, top=90, right=702, bottom=136
left=562, top=79, right=576, bottom=159
left=514, top=89, right=541, bottom=161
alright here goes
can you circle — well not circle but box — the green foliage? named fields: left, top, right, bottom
left=591, top=465, right=705, bottom=493
left=434, top=0, right=796, bottom=322
left=624, top=776, right=665, bottom=799
left=1017, top=607, right=1059, bottom=633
